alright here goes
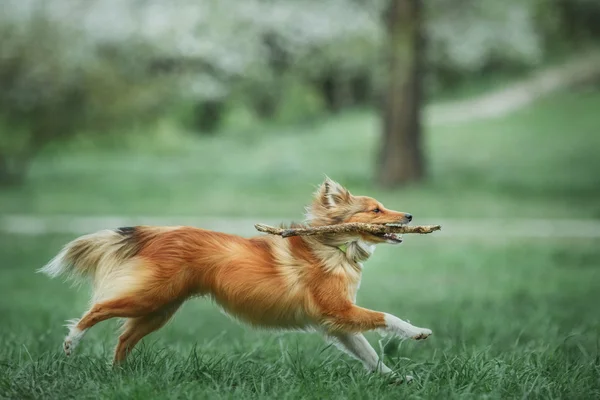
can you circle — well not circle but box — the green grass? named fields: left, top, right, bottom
left=1, top=234, right=599, bottom=399
left=1, top=90, right=600, bottom=219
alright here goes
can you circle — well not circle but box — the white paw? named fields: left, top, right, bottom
left=409, top=327, right=432, bottom=340
left=63, top=338, right=73, bottom=356
left=63, top=333, right=84, bottom=356
left=63, top=322, right=85, bottom=357
left=386, top=373, right=414, bottom=385
left=383, top=314, right=433, bottom=340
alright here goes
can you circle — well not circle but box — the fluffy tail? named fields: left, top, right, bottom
left=38, top=227, right=141, bottom=283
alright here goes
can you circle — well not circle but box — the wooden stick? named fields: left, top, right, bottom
left=254, top=222, right=441, bottom=238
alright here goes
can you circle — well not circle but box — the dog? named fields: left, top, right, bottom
left=39, top=177, right=431, bottom=376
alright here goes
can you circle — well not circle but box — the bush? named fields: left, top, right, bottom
left=0, top=9, right=175, bottom=184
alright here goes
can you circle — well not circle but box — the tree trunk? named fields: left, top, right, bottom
left=193, top=100, right=225, bottom=134
left=377, top=0, right=425, bottom=187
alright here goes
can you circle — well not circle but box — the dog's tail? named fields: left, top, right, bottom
left=38, top=227, right=142, bottom=284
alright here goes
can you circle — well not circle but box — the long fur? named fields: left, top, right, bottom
left=39, top=178, right=431, bottom=372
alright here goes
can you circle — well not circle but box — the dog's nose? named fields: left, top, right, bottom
left=405, top=213, right=413, bottom=222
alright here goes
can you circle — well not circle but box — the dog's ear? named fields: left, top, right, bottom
left=316, top=177, right=351, bottom=208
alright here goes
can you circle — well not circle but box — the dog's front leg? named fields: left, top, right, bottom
left=322, top=303, right=431, bottom=340
left=320, top=304, right=431, bottom=382
left=329, top=332, right=392, bottom=374
left=382, top=313, right=432, bottom=340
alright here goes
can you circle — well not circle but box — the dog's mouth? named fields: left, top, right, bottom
left=373, top=223, right=406, bottom=244
left=376, top=232, right=403, bottom=244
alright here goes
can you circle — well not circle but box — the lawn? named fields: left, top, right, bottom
left=1, top=90, right=599, bottom=219
left=0, top=235, right=599, bottom=399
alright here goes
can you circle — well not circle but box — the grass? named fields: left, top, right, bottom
left=1, top=90, right=600, bottom=219
left=0, top=235, right=599, bottom=399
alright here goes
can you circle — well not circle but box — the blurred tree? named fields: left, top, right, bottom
left=0, top=16, right=83, bottom=185
left=0, top=11, right=173, bottom=185
left=378, top=0, right=425, bottom=187
left=555, top=0, right=600, bottom=45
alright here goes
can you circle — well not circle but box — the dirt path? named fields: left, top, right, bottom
left=427, top=50, right=600, bottom=125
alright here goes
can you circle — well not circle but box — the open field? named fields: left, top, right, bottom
left=0, top=235, right=599, bottom=399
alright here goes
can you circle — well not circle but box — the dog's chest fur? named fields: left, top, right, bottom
left=341, top=240, right=376, bottom=302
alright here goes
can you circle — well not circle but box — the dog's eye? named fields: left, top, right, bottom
left=372, top=208, right=381, bottom=213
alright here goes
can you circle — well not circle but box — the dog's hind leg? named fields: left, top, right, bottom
left=329, top=333, right=392, bottom=374
left=63, top=294, right=169, bottom=356
left=113, top=301, right=182, bottom=365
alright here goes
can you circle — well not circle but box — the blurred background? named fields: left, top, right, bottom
left=1, top=0, right=600, bottom=398
left=1, top=0, right=599, bottom=222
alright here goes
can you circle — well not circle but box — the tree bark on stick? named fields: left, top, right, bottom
left=378, top=0, right=425, bottom=187
left=255, top=223, right=441, bottom=238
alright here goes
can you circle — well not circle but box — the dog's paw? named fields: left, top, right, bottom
left=386, top=373, right=414, bottom=385
left=63, top=338, right=73, bottom=356
left=62, top=322, right=85, bottom=357
left=63, top=332, right=82, bottom=356
left=410, top=328, right=432, bottom=340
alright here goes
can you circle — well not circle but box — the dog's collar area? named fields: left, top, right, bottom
left=334, top=242, right=374, bottom=264
left=337, top=243, right=349, bottom=253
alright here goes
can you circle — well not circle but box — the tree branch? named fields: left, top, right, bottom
left=254, top=223, right=441, bottom=238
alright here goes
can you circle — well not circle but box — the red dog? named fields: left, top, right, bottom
left=40, top=178, right=431, bottom=375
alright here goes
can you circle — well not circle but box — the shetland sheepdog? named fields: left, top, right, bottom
left=39, top=178, right=431, bottom=376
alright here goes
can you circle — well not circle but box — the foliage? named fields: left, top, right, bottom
left=66, top=0, right=595, bottom=102
left=1, top=0, right=599, bottom=184
left=0, top=4, right=175, bottom=184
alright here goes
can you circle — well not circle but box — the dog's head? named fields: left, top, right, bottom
left=304, top=177, right=412, bottom=245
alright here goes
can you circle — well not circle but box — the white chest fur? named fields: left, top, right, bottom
left=356, top=241, right=376, bottom=257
